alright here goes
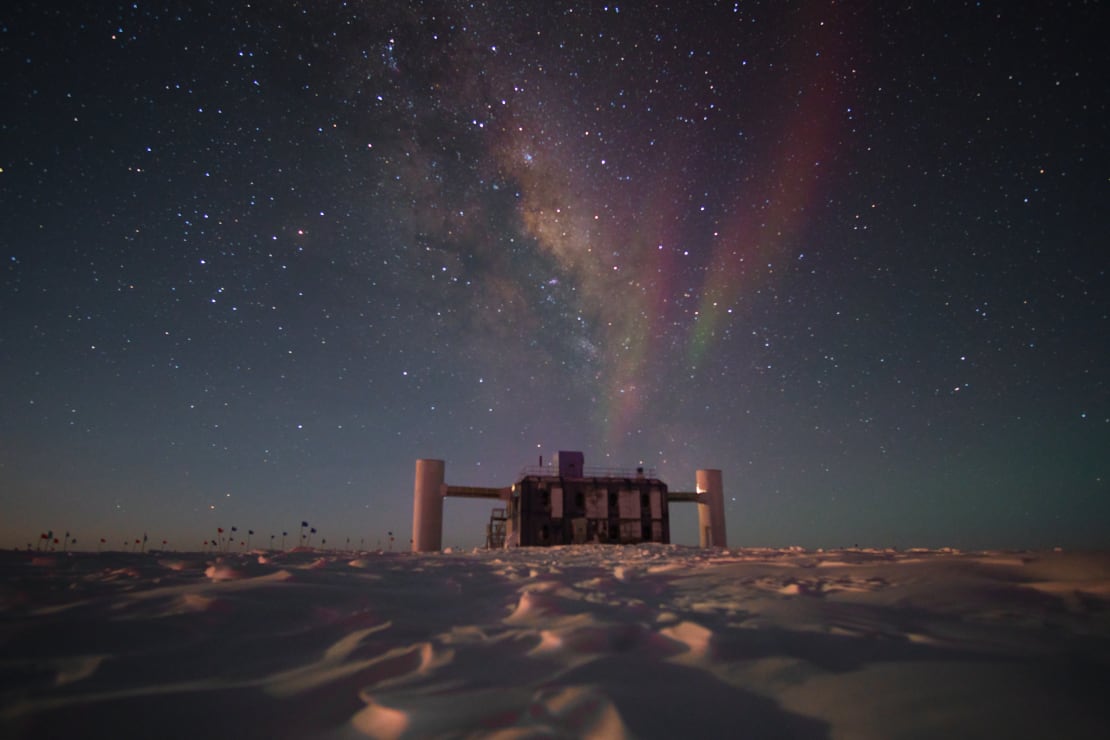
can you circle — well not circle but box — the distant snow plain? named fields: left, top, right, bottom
left=2, top=545, right=1107, bottom=739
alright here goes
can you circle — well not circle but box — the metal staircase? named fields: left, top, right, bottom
left=485, top=507, right=507, bottom=549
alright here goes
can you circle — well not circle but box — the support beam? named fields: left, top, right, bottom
left=696, top=468, right=726, bottom=548
left=412, top=459, right=445, bottom=552
left=444, top=485, right=508, bottom=500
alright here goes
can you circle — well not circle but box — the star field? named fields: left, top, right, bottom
left=1, top=1, right=1106, bottom=551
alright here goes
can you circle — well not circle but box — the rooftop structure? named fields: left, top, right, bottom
left=411, top=451, right=726, bottom=551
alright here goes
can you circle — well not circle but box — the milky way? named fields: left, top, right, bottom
left=1, top=1, right=1106, bottom=550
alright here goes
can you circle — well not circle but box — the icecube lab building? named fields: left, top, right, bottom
left=412, top=451, right=726, bottom=551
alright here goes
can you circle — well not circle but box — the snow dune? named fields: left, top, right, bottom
left=1, top=546, right=1107, bottom=739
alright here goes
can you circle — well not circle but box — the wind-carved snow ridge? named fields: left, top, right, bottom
left=1, top=545, right=1108, bottom=739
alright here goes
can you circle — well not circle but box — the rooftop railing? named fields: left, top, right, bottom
left=517, top=464, right=659, bottom=480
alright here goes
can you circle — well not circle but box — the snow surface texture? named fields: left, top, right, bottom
left=2, top=546, right=1108, bottom=739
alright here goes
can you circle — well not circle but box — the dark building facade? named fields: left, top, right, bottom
left=504, top=451, right=671, bottom=547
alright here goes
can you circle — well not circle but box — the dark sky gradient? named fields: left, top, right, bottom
left=2, top=1, right=1106, bottom=551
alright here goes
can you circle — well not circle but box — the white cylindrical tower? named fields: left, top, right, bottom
left=696, top=468, right=727, bottom=548
left=412, top=459, right=445, bottom=552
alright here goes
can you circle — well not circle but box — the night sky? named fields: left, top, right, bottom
left=2, top=1, right=1106, bottom=552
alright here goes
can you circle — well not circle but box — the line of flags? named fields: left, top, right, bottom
left=31, top=521, right=396, bottom=553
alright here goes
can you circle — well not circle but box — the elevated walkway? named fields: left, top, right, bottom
left=444, top=485, right=506, bottom=499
